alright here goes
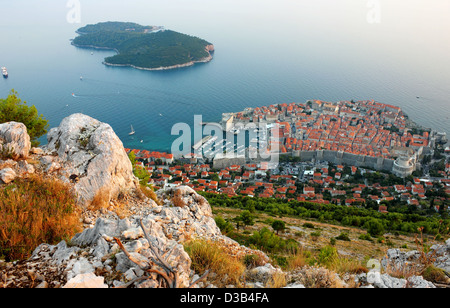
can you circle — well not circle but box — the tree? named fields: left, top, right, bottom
left=240, top=210, right=254, bottom=228
left=271, top=220, right=285, bottom=235
left=0, top=90, right=49, bottom=146
left=366, top=219, right=385, bottom=237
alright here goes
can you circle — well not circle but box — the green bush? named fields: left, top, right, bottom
left=317, top=246, right=338, bottom=266
left=0, top=90, right=49, bottom=147
left=215, top=216, right=234, bottom=234
left=335, top=232, right=351, bottom=242
left=359, top=233, right=373, bottom=242
left=366, top=219, right=385, bottom=237
left=248, top=227, right=298, bottom=253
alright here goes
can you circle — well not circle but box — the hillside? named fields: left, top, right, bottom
left=1, top=114, right=449, bottom=289
left=72, top=22, right=214, bottom=70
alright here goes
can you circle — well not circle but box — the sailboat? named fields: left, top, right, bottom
left=129, top=125, right=136, bottom=136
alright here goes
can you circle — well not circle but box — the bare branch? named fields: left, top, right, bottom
left=139, top=219, right=176, bottom=274
left=189, top=270, right=210, bottom=288
left=113, top=237, right=150, bottom=269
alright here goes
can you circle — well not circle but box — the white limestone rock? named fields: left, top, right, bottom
left=0, top=121, right=31, bottom=160
left=0, top=168, right=16, bottom=184
left=44, top=113, right=139, bottom=205
left=63, top=273, right=108, bottom=288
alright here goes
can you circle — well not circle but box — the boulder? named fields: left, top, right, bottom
left=44, top=113, right=139, bottom=205
left=0, top=122, right=31, bottom=160
left=63, top=273, right=108, bottom=288
left=247, top=263, right=283, bottom=284
left=0, top=168, right=17, bottom=184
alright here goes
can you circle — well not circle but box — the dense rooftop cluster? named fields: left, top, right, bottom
left=125, top=147, right=450, bottom=214
left=229, top=100, right=431, bottom=158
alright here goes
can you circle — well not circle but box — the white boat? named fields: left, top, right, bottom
left=129, top=125, right=135, bottom=135
left=2, top=67, right=8, bottom=78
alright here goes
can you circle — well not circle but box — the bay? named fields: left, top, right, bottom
left=0, top=0, right=449, bottom=151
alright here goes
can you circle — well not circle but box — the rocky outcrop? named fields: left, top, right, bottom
left=431, top=239, right=450, bottom=273
left=0, top=122, right=35, bottom=184
left=44, top=113, right=139, bottom=206
left=0, top=121, right=31, bottom=160
left=355, top=272, right=436, bottom=288
left=381, top=240, right=450, bottom=275
left=0, top=185, right=269, bottom=288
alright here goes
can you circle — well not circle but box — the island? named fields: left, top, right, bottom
left=72, top=21, right=214, bottom=70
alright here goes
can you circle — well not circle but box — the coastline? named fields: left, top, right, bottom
left=103, top=53, right=213, bottom=71
left=72, top=41, right=214, bottom=71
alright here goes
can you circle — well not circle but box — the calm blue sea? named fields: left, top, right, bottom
left=1, top=0, right=449, bottom=151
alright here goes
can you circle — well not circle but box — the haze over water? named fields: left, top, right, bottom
left=0, top=0, right=449, bottom=151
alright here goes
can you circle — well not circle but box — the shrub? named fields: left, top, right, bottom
left=0, top=90, right=49, bottom=147
left=366, top=219, right=385, bottom=237
left=359, top=233, right=373, bottom=242
left=247, top=227, right=298, bottom=254
left=303, top=222, right=315, bottom=229
left=0, top=175, right=82, bottom=261
left=240, top=210, right=254, bottom=228
left=317, top=246, right=338, bottom=266
left=335, top=232, right=351, bottom=242
left=310, top=231, right=321, bottom=240
left=215, top=216, right=234, bottom=234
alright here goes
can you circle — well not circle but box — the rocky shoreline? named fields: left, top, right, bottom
left=103, top=53, right=213, bottom=71
left=72, top=41, right=214, bottom=71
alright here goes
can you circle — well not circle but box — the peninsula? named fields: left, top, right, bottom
left=72, top=22, right=214, bottom=70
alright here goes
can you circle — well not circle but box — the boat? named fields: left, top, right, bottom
left=129, top=125, right=135, bottom=135
left=2, top=67, right=8, bottom=78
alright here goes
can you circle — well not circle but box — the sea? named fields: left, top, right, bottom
left=0, top=0, right=449, bottom=152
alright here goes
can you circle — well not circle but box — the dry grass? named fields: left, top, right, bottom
left=289, top=265, right=345, bottom=288
left=172, top=188, right=186, bottom=208
left=265, top=271, right=287, bottom=288
left=183, top=238, right=246, bottom=287
left=0, top=174, right=82, bottom=261
left=89, top=187, right=111, bottom=212
left=137, top=184, right=162, bottom=206
left=327, top=256, right=368, bottom=275
left=286, top=248, right=310, bottom=270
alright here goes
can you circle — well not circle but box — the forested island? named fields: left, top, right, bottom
left=72, top=22, right=214, bottom=70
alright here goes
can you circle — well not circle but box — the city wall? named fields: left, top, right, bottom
left=292, top=150, right=394, bottom=172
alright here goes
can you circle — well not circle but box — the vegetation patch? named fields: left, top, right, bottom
left=73, top=22, right=213, bottom=70
left=0, top=175, right=82, bottom=261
